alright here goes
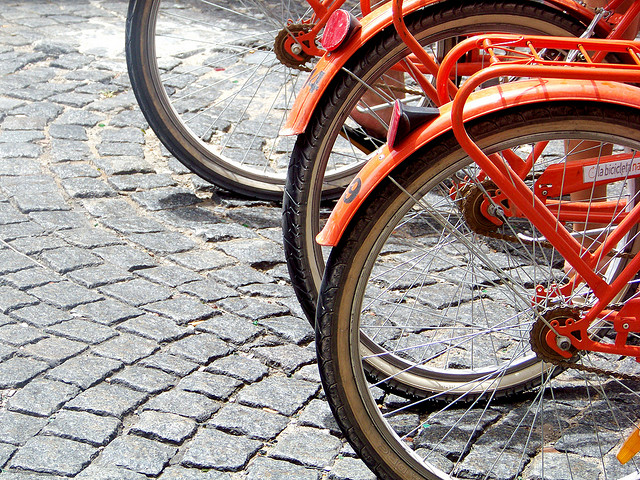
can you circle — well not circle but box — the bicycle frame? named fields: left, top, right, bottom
left=282, top=0, right=617, bottom=135
left=319, top=34, right=640, bottom=362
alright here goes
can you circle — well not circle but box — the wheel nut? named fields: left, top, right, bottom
left=556, top=336, right=572, bottom=351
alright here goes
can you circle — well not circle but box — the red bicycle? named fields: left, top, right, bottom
left=314, top=14, right=640, bottom=480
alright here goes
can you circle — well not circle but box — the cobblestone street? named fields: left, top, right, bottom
left=0, top=1, right=377, bottom=478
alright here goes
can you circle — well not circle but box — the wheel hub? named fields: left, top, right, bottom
left=530, top=307, right=580, bottom=364
left=274, top=24, right=313, bottom=70
left=461, top=181, right=501, bottom=235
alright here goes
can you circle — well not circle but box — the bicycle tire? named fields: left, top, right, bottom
left=283, top=0, right=595, bottom=323
left=317, top=101, right=640, bottom=480
left=125, top=0, right=359, bottom=200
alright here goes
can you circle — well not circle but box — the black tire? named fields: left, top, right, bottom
left=126, top=0, right=358, bottom=200
left=317, top=101, right=640, bottom=479
left=283, top=0, right=595, bottom=323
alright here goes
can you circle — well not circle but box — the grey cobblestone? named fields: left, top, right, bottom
left=45, top=354, right=123, bottom=389
left=0, top=411, right=47, bottom=445
left=41, top=410, right=120, bottom=447
left=6, top=379, right=79, bottom=417
left=143, top=389, right=219, bottom=422
left=97, top=435, right=176, bottom=476
left=129, top=410, right=196, bottom=445
left=0, top=2, right=376, bottom=478
left=65, top=383, right=147, bottom=418
left=91, top=332, right=158, bottom=364
left=8, top=435, right=97, bottom=476
left=181, top=428, right=261, bottom=471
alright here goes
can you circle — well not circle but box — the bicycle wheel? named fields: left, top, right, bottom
left=317, top=101, right=640, bottom=479
left=283, top=0, right=597, bottom=322
left=126, top=0, right=358, bottom=200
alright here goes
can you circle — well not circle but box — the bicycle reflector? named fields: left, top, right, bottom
left=387, top=100, right=439, bottom=149
left=321, top=9, right=361, bottom=52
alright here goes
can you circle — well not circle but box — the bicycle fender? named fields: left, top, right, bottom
left=281, top=0, right=608, bottom=136
left=317, top=79, right=640, bottom=246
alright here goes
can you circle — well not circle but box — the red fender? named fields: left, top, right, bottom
left=316, top=79, right=640, bottom=246
left=281, top=0, right=608, bottom=136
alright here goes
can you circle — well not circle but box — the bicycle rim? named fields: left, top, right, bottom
left=126, top=0, right=361, bottom=200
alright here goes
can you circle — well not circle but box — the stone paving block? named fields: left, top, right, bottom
left=143, top=389, right=219, bottom=422
left=45, top=354, right=123, bottom=389
left=29, top=212, right=88, bottom=232
left=236, top=377, right=319, bottom=416
left=0, top=356, right=50, bottom=389
left=71, top=298, right=142, bottom=326
left=167, top=333, right=230, bottom=364
left=99, top=215, right=165, bottom=234
left=0, top=249, right=39, bottom=274
left=7, top=236, right=68, bottom=255
left=0, top=443, right=17, bottom=468
left=29, top=280, right=103, bottom=309
left=208, top=264, right=272, bottom=288
left=329, top=456, right=377, bottom=480
left=50, top=162, right=101, bottom=179
left=217, top=296, right=289, bottom=321
left=138, top=353, right=199, bottom=377
left=49, top=123, right=87, bottom=140
left=190, top=314, right=264, bottom=345
left=20, top=336, right=88, bottom=366
left=130, top=188, right=200, bottom=211
left=10, top=303, right=72, bottom=328
left=252, top=344, right=316, bottom=375
left=41, top=410, right=120, bottom=447
left=100, top=127, right=144, bottom=144
left=245, top=456, right=319, bottom=480
left=177, top=371, right=241, bottom=401
left=159, top=466, right=232, bottom=480
left=0, top=222, right=47, bottom=243
left=8, top=435, right=98, bottom=476
left=168, top=250, right=235, bottom=272
left=6, top=378, right=80, bottom=417
left=99, top=278, right=172, bottom=307
left=57, top=227, right=123, bottom=248
left=216, top=239, right=284, bottom=268
left=45, top=318, right=117, bottom=344
left=96, top=435, right=176, bottom=476
left=0, top=323, right=46, bottom=346
left=92, top=332, right=158, bottom=364
left=239, top=282, right=293, bottom=298
left=298, top=399, right=340, bottom=435
left=181, top=428, right=262, bottom=471
left=0, top=411, right=47, bottom=445
left=178, top=278, right=238, bottom=302
left=93, top=155, right=155, bottom=175
left=65, top=383, right=147, bottom=419
left=0, top=286, right=38, bottom=314
left=258, top=316, right=314, bottom=345
left=129, top=231, right=195, bottom=254
left=129, top=411, right=196, bottom=445
left=67, top=264, right=135, bottom=288
left=270, top=426, right=342, bottom=469
left=206, top=354, right=268, bottom=384
left=134, top=265, right=201, bottom=288
left=75, top=465, right=149, bottom=480
left=110, top=365, right=177, bottom=394
left=209, top=403, right=288, bottom=441
left=0, top=204, right=27, bottom=226
left=143, top=296, right=215, bottom=325
left=116, top=313, right=188, bottom=343
left=92, top=245, right=157, bottom=271
left=2, top=268, right=63, bottom=292
left=0, top=342, right=15, bottom=361
left=81, top=198, right=137, bottom=219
